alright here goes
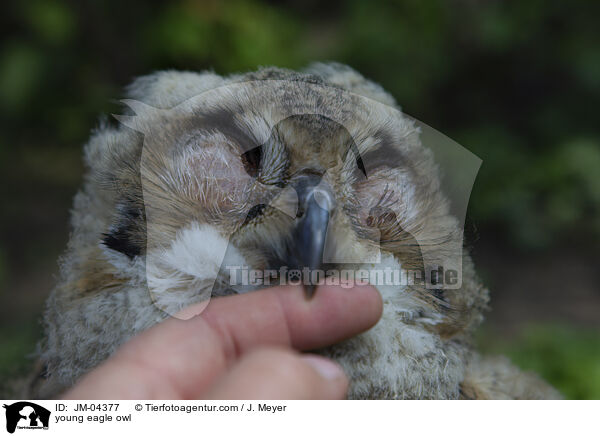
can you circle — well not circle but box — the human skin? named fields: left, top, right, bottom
left=62, top=283, right=383, bottom=399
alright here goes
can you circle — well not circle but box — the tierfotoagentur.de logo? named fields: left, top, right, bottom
left=2, top=402, right=50, bottom=434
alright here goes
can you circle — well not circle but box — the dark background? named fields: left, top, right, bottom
left=1, top=0, right=599, bottom=398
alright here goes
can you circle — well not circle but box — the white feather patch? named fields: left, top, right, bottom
left=145, top=221, right=246, bottom=315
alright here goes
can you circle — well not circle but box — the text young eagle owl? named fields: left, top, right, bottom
left=31, top=63, right=559, bottom=399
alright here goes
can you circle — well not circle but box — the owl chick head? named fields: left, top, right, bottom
left=105, top=76, right=479, bottom=318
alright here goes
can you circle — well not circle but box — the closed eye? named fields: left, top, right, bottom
left=356, top=154, right=367, bottom=178
left=241, top=145, right=263, bottom=178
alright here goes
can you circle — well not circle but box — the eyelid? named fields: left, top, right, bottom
left=256, top=145, right=290, bottom=187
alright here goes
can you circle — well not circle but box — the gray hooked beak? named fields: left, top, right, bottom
left=290, top=173, right=335, bottom=299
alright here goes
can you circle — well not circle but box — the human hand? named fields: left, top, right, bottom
left=62, top=282, right=382, bottom=399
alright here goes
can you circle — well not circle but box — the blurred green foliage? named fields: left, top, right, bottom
left=0, top=319, right=41, bottom=395
left=2, top=0, right=599, bottom=250
left=479, top=325, right=600, bottom=400
left=1, top=0, right=598, bottom=398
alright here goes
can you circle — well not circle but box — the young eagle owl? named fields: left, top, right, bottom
left=31, top=63, right=559, bottom=399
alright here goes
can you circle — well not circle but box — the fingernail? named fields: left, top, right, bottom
left=301, top=355, right=346, bottom=380
left=173, top=301, right=209, bottom=320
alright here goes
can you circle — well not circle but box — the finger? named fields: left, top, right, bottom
left=204, top=348, right=348, bottom=400
left=201, top=281, right=383, bottom=359
left=63, top=283, right=381, bottom=399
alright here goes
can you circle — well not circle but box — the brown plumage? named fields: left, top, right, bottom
left=28, top=63, right=559, bottom=399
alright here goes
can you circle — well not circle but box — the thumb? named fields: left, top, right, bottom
left=204, top=347, right=348, bottom=399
